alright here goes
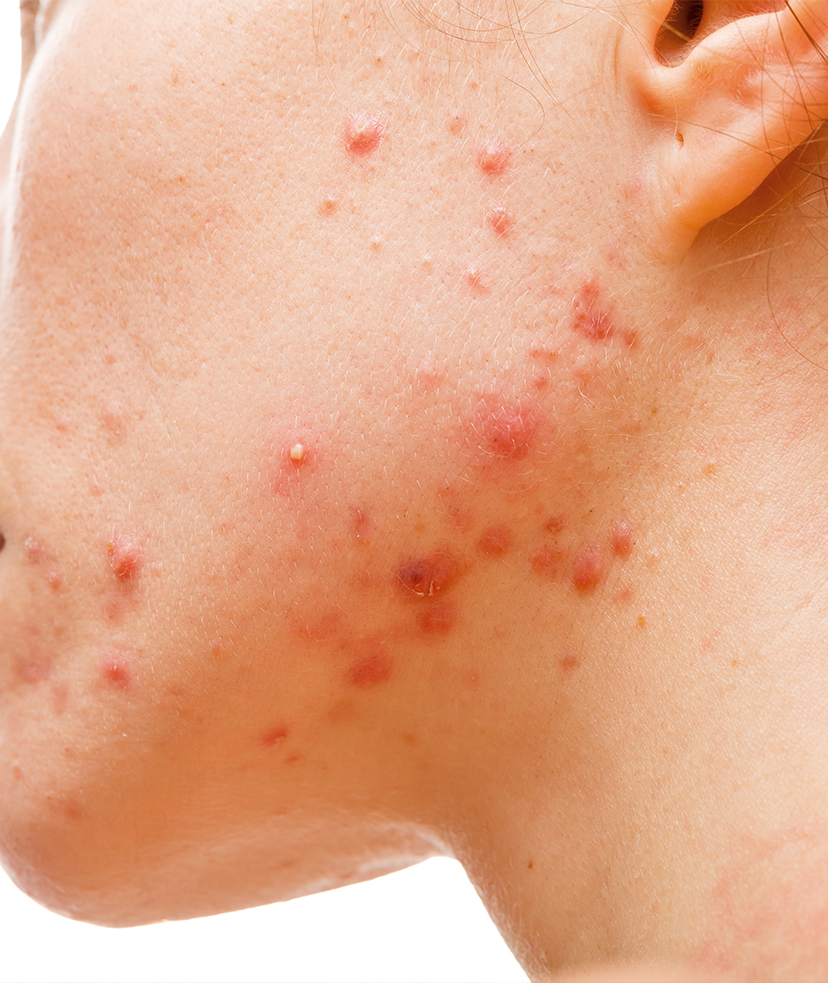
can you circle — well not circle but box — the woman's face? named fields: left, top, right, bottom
left=0, top=0, right=651, bottom=925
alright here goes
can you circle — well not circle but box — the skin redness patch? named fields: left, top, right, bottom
left=259, top=725, right=290, bottom=748
left=395, top=550, right=462, bottom=598
left=343, top=112, right=384, bottom=157
left=347, top=647, right=392, bottom=688
left=531, top=544, right=566, bottom=580
left=474, top=395, right=540, bottom=462
left=611, top=520, right=636, bottom=559
left=100, top=649, right=132, bottom=689
left=476, top=525, right=514, bottom=557
left=572, top=545, right=605, bottom=592
left=417, top=601, right=457, bottom=636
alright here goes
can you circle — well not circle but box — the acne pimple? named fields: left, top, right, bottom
left=474, top=396, right=540, bottom=462
left=417, top=600, right=457, bottom=636
left=15, top=656, right=52, bottom=685
left=571, top=280, right=613, bottom=342
left=572, top=545, right=605, bottom=592
left=486, top=205, right=513, bottom=237
left=464, top=266, right=490, bottom=295
left=477, top=137, right=511, bottom=176
left=476, top=525, right=513, bottom=557
left=99, top=650, right=132, bottom=689
left=319, top=195, right=339, bottom=215
left=107, top=532, right=142, bottom=582
left=396, top=550, right=461, bottom=598
left=24, top=537, right=43, bottom=563
left=351, top=507, right=374, bottom=543
left=343, top=112, right=384, bottom=157
left=611, top=520, right=635, bottom=559
left=259, top=725, right=290, bottom=748
left=289, top=443, right=307, bottom=464
left=347, top=646, right=392, bottom=688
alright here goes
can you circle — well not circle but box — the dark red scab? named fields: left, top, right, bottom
left=347, top=647, right=393, bottom=688
left=476, top=525, right=514, bottom=558
left=572, top=545, right=605, bottom=592
left=475, top=396, right=540, bottom=462
left=343, top=111, right=384, bottom=157
left=100, top=650, right=132, bottom=689
left=417, top=601, right=456, bottom=636
left=396, top=550, right=461, bottom=598
left=260, top=725, right=290, bottom=749
left=531, top=544, right=566, bottom=580
left=107, top=532, right=142, bottom=582
left=611, top=520, right=636, bottom=559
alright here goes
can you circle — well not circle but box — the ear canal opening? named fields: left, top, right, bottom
left=655, top=0, right=704, bottom=65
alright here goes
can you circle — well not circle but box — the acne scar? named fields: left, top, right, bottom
left=486, top=205, right=513, bottom=237
left=347, top=646, right=393, bottom=688
left=572, top=545, right=605, bottom=592
left=100, top=650, right=132, bottom=689
left=611, top=520, right=636, bottom=559
left=106, top=532, right=142, bottom=582
left=259, top=725, right=290, bottom=748
left=477, top=137, right=511, bottom=176
left=343, top=112, right=384, bottom=157
left=395, top=550, right=461, bottom=598
left=476, top=525, right=514, bottom=557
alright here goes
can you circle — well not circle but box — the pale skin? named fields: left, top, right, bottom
left=2, top=0, right=828, bottom=980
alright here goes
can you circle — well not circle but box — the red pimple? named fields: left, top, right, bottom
left=477, top=137, right=511, bottom=176
left=572, top=545, right=605, bottom=592
left=531, top=544, right=566, bottom=580
left=343, top=111, right=384, bottom=157
left=486, top=205, right=513, bottom=237
left=476, top=524, right=514, bottom=557
left=417, top=600, right=457, bottom=636
left=260, top=725, right=290, bottom=748
left=107, top=532, right=142, bottom=582
left=395, top=550, right=461, bottom=598
left=475, top=395, right=540, bottom=462
left=571, top=280, right=614, bottom=342
left=100, top=650, right=132, bottom=689
left=611, top=520, right=636, bottom=559
left=347, top=646, right=393, bottom=688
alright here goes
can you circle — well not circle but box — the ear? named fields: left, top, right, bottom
left=626, top=0, right=828, bottom=243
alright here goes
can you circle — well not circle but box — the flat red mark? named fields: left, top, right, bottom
left=396, top=550, right=461, bottom=598
left=486, top=205, right=513, bottom=237
left=15, top=656, right=52, bottom=685
left=107, top=532, right=142, bottom=582
left=476, top=525, right=513, bottom=557
left=343, top=111, right=384, bottom=157
left=347, top=647, right=392, bottom=688
left=351, top=507, right=374, bottom=544
left=560, top=653, right=579, bottom=672
left=47, top=572, right=62, bottom=591
left=260, top=725, right=290, bottom=748
left=417, top=601, right=456, bottom=636
left=531, top=544, right=566, bottom=580
left=448, top=110, right=466, bottom=134
left=477, top=137, right=511, bottom=175
left=544, top=514, right=565, bottom=534
left=571, top=280, right=614, bottom=342
left=100, top=650, right=132, bottom=689
left=290, top=610, right=342, bottom=642
left=319, top=196, right=338, bottom=215
left=611, top=520, right=635, bottom=559
left=572, top=545, right=605, bottom=592
left=474, top=395, right=540, bottom=462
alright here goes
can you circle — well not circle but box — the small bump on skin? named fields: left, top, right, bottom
left=611, top=520, right=636, bottom=559
left=319, top=196, right=338, bottom=216
left=571, top=280, right=614, bottom=342
left=107, top=532, right=142, bottom=582
left=474, top=395, right=540, bottom=462
left=347, top=646, right=393, bottom=688
left=476, top=525, right=514, bottom=557
left=448, top=110, right=466, bottom=134
left=464, top=266, right=490, bottom=295
left=24, top=536, right=43, bottom=563
left=531, top=544, right=566, bottom=580
left=486, top=205, right=513, bottom=237
left=417, top=601, right=457, bottom=636
left=343, top=111, right=384, bottom=157
left=289, top=443, right=307, bottom=464
left=396, top=550, right=461, bottom=598
left=47, top=572, right=62, bottom=591
left=259, top=725, right=290, bottom=748
left=572, top=545, right=605, bottom=592
left=560, top=653, right=579, bottom=672
left=477, top=137, right=511, bottom=176
left=100, top=650, right=132, bottom=689
left=351, top=507, right=374, bottom=544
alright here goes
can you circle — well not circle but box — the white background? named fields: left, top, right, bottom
left=0, top=4, right=527, bottom=981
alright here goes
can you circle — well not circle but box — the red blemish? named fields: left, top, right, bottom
left=531, top=544, right=566, bottom=579
left=285, top=753, right=304, bottom=766
left=319, top=195, right=338, bottom=215
left=572, top=545, right=605, bottom=592
left=615, top=584, right=634, bottom=604
left=347, top=647, right=393, bottom=688
left=571, top=280, right=613, bottom=342
left=100, top=650, right=132, bottom=689
left=477, top=137, right=511, bottom=175
left=15, top=656, right=52, bottom=685
left=414, top=360, right=446, bottom=391
left=544, top=514, right=565, bottom=534
left=107, top=532, right=142, bottom=582
left=290, top=610, right=342, bottom=642
left=448, top=110, right=466, bottom=134
left=611, top=520, right=635, bottom=559
left=47, top=572, right=62, bottom=591
left=343, top=111, right=384, bottom=157
left=351, top=507, right=374, bottom=544
left=486, top=205, right=513, bottom=237
left=464, top=266, right=490, bottom=295
left=396, top=550, right=461, bottom=598
left=417, top=601, right=456, bottom=636
left=560, top=653, right=579, bottom=672
left=24, top=536, right=44, bottom=563
left=474, top=394, right=540, bottom=462
left=476, top=525, right=513, bottom=557
left=260, top=725, right=290, bottom=748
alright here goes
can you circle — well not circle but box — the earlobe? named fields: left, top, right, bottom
left=628, top=0, right=828, bottom=244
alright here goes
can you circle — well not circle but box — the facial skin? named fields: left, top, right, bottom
left=5, top=0, right=828, bottom=980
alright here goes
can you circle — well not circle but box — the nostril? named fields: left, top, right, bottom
left=656, top=0, right=705, bottom=66
left=0, top=531, right=5, bottom=553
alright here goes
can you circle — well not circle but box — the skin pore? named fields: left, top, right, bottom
left=3, top=0, right=828, bottom=980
